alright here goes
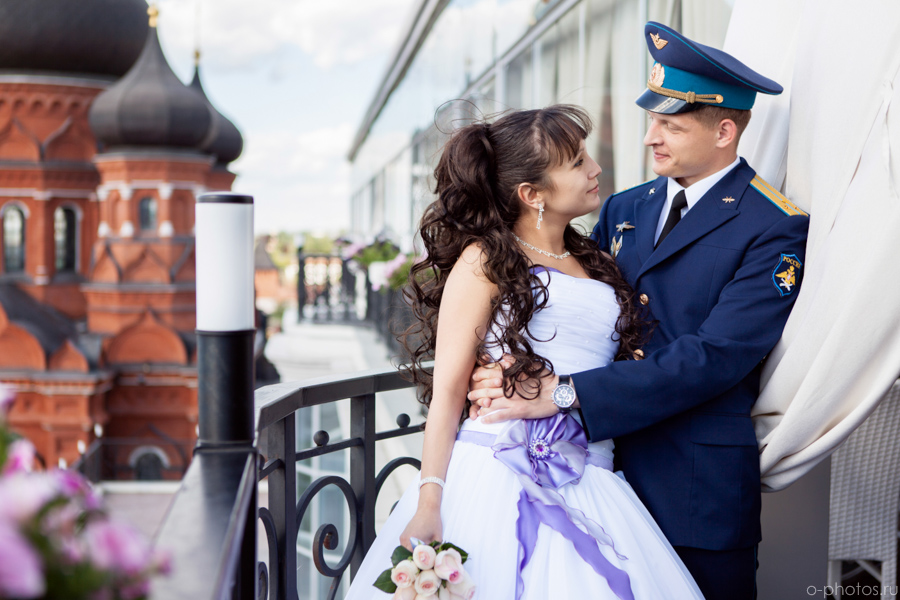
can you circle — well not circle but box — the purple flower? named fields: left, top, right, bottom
left=0, top=521, right=45, bottom=598
left=3, top=439, right=36, bottom=474
left=0, top=472, right=60, bottom=523
left=84, top=519, right=153, bottom=576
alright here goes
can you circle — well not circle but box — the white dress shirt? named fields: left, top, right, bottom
left=653, top=156, right=742, bottom=245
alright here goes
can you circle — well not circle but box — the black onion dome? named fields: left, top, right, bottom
left=0, top=0, right=149, bottom=78
left=190, top=66, right=243, bottom=164
left=89, top=27, right=212, bottom=149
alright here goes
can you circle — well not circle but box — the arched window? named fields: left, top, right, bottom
left=3, top=206, right=25, bottom=273
left=138, top=197, right=157, bottom=232
left=54, top=207, right=77, bottom=272
left=135, top=452, right=164, bottom=480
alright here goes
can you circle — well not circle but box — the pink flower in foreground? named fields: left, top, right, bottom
left=0, top=471, right=59, bottom=523
left=433, top=548, right=463, bottom=583
left=391, top=559, right=418, bottom=589
left=0, top=521, right=45, bottom=598
left=3, top=439, right=35, bottom=474
left=412, top=544, right=436, bottom=570
left=392, top=585, right=417, bottom=600
left=414, top=569, right=440, bottom=597
left=84, top=519, right=153, bottom=576
left=447, top=568, right=475, bottom=600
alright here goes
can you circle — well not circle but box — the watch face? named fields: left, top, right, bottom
left=552, top=384, right=576, bottom=408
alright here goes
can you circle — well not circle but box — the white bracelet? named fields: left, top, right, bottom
left=418, top=476, right=445, bottom=489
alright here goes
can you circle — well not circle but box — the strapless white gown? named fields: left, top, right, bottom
left=344, top=269, right=703, bottom=599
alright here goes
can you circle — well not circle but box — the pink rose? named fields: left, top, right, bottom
left=433, top=548, right=463, bottom=583
left=448, top=568, right=476, bottom=600
left=392, top=585, right=417, bottom=600
left=412, top=543, right=436, bottom=570
left=391, top=559, right=418, bottom=589
left=414, top=569, right=441, bottom=597
left=0, top=521, right=45, bottom=598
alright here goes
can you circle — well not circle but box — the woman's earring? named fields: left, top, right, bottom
left=537, top=205, right=544, bottom=230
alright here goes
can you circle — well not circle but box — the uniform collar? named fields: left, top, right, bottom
left=666, top=155, right=742, bottom=211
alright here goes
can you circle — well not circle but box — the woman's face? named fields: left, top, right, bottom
left=542, top=141, right=602, bottom=221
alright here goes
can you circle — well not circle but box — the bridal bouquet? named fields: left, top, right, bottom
left=0, top=386, right=170, bottom=599
left=373, top=539, right=476, bottom=599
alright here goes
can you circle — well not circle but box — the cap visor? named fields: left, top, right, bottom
left=635, top=89, right=702, bottom=114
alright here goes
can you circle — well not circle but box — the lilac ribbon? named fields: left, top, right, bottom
left=457, top=415, right=634, bottom=600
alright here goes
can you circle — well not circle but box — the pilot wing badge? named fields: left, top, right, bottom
left=610, top=236, right=623, bottom=258
left=772, top=253, right=802, bottom=296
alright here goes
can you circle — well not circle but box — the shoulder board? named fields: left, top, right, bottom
left=750, top=175, right=808, bottom=217
left=610, top=179, right=655, bottom=198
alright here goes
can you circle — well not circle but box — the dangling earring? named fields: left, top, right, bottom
left=536, top=205, right=544, bottom=230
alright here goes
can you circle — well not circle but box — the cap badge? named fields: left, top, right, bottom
left=616, top=221, right=635, bottom=232
left=650, top=63, right=665, bottom=87
left=722, top=196, right=735, bottom=203
left=651, top=33, right=668, bottom=50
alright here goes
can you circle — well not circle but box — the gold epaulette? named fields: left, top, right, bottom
left=750, top=176, right=808, bottom=217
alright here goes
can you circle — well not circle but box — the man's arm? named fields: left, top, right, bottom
left=575, top=213, right=808, bottom=441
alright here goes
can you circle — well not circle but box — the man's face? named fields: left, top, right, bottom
left=643, top=111, right=721, bottom=187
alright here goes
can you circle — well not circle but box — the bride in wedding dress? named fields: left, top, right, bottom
left=344, top=105, right=703, bottom=600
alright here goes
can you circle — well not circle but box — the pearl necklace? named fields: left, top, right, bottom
left=513, top=234, right=571, bottom=260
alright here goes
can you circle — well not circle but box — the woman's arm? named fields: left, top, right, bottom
left=399, top=244, right=495, bottom=549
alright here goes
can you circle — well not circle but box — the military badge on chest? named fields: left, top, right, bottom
left=772, top=253, right=802, bottom=296
left=610, top=221, right=634, bottom=258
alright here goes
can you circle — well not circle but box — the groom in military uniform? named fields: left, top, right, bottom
left=469, top=22, right=809, bottom=599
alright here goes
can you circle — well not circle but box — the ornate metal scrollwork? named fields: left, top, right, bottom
left=257, top=507, right=278, bottom=600
left=295, top=475, right=359, bottom=599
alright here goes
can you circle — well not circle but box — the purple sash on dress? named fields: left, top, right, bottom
left=457, top=414, right=634, bottom=600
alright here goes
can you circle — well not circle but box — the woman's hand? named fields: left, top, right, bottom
left=399, top=506, right=443, bottom=551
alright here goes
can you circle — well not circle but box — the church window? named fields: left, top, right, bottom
left=3, top=206, right=25, bottom=273
left=135, top=452, right=164, bottom=480
left=139, top=197, right=158, bottom=232
left=54, top=207, right=77, bottom=272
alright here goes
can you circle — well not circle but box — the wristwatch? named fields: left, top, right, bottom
left=552, top=375, right=577, bottom=413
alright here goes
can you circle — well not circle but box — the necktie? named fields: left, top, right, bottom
left=656, top=190, right=688, bottom=248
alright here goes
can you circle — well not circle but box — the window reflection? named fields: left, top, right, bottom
left=54, top=207, right=77, bottom=272
left=3, top=206, right=25, bottom=273
left=138, top=197, right=157, bottom=232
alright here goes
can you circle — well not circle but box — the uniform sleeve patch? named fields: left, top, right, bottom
left=772, top=253, right=802, bottom=296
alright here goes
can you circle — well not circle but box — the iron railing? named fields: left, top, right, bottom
left=150, top=366, right=426, bottom=600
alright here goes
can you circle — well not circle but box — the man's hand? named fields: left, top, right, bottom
left=467, top=355, right=561, bottom=424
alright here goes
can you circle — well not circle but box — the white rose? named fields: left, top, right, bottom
left=448, top=568, right=476, bottom=600
left=433, top=549, right=463, bottom=583
left=392, top=585, right=417, bottom=600
left=412, top=543, right=437, bottom=570
left=414, top=569, right=441, bottom=597
left=391, top=559, right=419, bottom=589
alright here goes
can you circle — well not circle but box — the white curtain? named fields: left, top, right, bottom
left=726, top=0, right=900, bottom=492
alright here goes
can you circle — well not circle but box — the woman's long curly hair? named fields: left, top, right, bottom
left=399, top=105, right=647, bottom=408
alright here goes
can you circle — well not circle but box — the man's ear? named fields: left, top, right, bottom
left=716, top=119, right=738, bottom=149
left=517, top=182, right=544, bottom=209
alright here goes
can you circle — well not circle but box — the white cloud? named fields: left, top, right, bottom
left=158, top=0, right=413, bottom=70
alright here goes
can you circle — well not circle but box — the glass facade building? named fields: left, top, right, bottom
left=348, top=0, right=735, bottom=247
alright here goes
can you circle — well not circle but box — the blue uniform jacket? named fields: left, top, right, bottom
left=573, top=158, right=809, bottom=551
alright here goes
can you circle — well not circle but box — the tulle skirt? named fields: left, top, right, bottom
left=344, top=419, right=703, bottom=600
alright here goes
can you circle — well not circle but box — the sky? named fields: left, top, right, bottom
left=154, top=0, right=419, bottom=235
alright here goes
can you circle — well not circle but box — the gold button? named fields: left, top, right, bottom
left=633, top=349, right=645, bottom=360
left=639, top=293, right=649, bottom=305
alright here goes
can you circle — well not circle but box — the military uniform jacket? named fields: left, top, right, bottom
left=573, top=158, right=809, bottom=551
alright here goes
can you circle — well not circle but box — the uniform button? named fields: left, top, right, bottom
left=633, top=349, right=645, bottom=360
left=639, top=294, right=649, bottom=305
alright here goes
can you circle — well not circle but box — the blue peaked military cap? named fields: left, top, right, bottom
left=636, top=21, right=783, bottom=114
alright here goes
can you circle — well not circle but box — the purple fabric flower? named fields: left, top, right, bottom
left=3, top=439, right=36, bottom=474
left=491, top=414, right=588, bottom=489
left=0, top=521, right=45, bottom=598
left=84, top=519, right=153, bottom=576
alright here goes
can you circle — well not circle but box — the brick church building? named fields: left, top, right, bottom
left=0, top=0, right=243, bottom=479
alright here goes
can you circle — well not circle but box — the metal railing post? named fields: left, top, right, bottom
left=195, top=192, right=258, bottom=600
left=350, top=393, right=377, bottom=579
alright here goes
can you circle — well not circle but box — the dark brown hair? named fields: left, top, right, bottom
left=691, top=106, right=751, bottom=139
left=399, top=105, right=646, bottom=408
